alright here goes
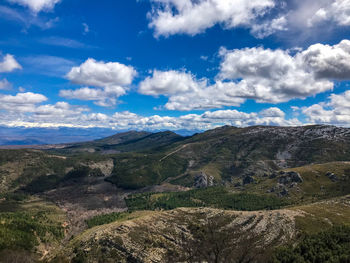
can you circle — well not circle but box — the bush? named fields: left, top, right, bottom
left=86, top=212, right=129, bottom=228
left=271, top=225, right=350, bottom=263
left=126, top=187, right=288, bottom=211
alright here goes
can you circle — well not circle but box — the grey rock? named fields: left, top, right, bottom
left=194, top=172, right=214, bottom=188
left=279, top=188, right=289, bottom=197
left=325, top=172, right=338, bottom=182
left=243, top=175, right=255, bottom=185
left=278, top=171, right=303, bottom=185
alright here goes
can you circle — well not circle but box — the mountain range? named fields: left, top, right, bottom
left=0, top=125, right=349, bottom=262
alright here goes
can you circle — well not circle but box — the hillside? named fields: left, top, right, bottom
left=105, top=125, right=350, bottom=189
left=54, top=196, right=350, bottom=262
left=0, top=125, right=350, bottom=262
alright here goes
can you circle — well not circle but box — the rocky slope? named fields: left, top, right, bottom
left=57, top=196, right=350, bottom=263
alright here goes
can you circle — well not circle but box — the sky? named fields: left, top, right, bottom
left=1, top=0, right=350, bottom=132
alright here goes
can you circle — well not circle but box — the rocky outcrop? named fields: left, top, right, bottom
left=88, top=159, right=114, bottom=177
left=194, top=172, right=214, bottom=188
left=278, top=171, right=303, bottom=185
left=326, top=172, right=338, bottom=182
left=67, top=207, right=302, bottom=263
left=268, top=171, right=302, bottom=197
left=267, top=183, right=289, bottom=197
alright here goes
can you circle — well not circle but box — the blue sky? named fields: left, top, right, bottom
left=1, top=0, right=350, bottom=132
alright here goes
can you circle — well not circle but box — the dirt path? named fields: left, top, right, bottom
left=159, top=144, right=188, bottom=162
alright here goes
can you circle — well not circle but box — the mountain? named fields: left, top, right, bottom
left=59, top=130, right=185, bottom=154
left=0, top=125, right=349, bottom=262
left=0, top=127, right=119, bottom=145
left=105, top=125, right=350, bottom=189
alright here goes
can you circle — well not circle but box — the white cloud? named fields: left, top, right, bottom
left=82, top=23, right=89, bottom=34
left=250, top=16, right=287, bottom=38
left=140, top=41, right=350, bottom=110
left=259, top=107, right=285, bottom=118
left=0, top=79, right=12, bottom=90
left=59, top=86, right=126, bottom=107
left=148, top=0, right=276, bottom=37
left=138, top=70, right=245, bottom=110
left=66, top=58, right=136, bottom=87
left=0, top=54, right=22, bottom=73
left=0, top=92, right=47, bottom=112
left=300, top=40, right=350, bottom=80
left=39, top=37, right=93, bottom=49
left=33, top=102, right=89, bottom=121
left=0, top=95, right=300, bottom=130
left=218, top=44, right=338, bottom=103
left=7, top=0, right=61, bottom=13
left=303, top=90, right=350, bottom=126
left=0, top=5, right=59, bottom=29
left=63, top=58, right=137, bottom=107
left=139, top=70, right=206, bottom=96
left=105, top=107, right=300, bottom=130
left=308, top=0, right=350, bottom=27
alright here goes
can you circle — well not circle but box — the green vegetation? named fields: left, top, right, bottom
left=0, top=209, right=64, bottom=251
left=108, top=153, right=188, bottom=189
left=0, top=192, right=28, bottom=202
left=126, top=187, right=288, bottom=211
left=23, top=166, right=104, bottom=193
left=272, top=225, right=350, bottom=263
left=63, top=165, right=90, bottom=181
left=86, top=212, right=129, bottom=228
left=24, top=174, right=62, bottom=193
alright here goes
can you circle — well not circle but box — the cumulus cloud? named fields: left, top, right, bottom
left=60, top=86, right=126, bottom=107
left=66, top=58, right=136, bottom=87
left=0, top=92, right=47, bottom=112
left=110, top=107, right=301, bottom=129
left=7, top=0, right=61, bottom=13
left=140, top=40, right=350, bottom=110
left=138, top=70, right=245, bottom=110
left=308, top=0, right=350, bottom=27
left=0, top=54, right=22, bottom=73
left=33, top=102, right=89, bottom=123
left=63, top=59, right=137, bottom=107
left=300, top=40, right=350, bottom=80
left=148, top=0, right=277, bottom=37
left=0, top=95, right=299, bottom=130
left=218, top=46, right=333, bottom=103
left=303, top=90, right=350, bottom=126
left=139, top=70, right=204, bottom=96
